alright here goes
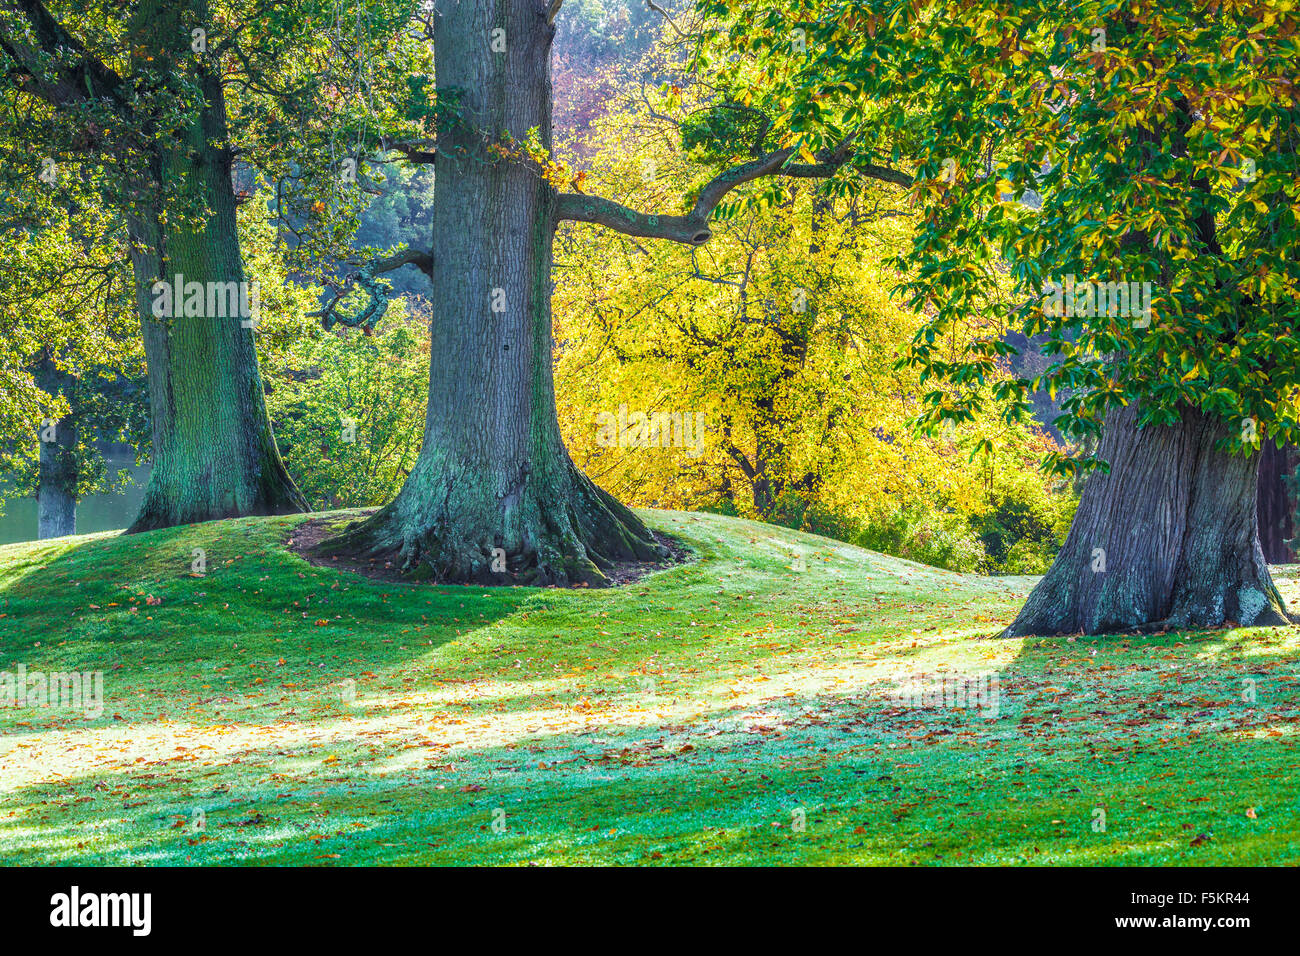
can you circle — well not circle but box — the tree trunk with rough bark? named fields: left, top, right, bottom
left=1257, top=441, right=1296, bottom=563
left=125, top=0, right=305, bottom=532
left=323, top=0, right=659, bottom=585
left=1003, top=404, right=1289, bottom=636
left=37, top=414, right=77, bottom=538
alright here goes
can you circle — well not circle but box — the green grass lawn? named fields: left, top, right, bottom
left=1, top=508, right=1297, bottom=865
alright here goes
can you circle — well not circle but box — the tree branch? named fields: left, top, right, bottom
left=369, top=247, right=434, bottom=274
left=380, top=137, right=439, bottom=165
left=644, top=0, right=690, bottom=40
left=555, top=149, right=797, bottom=245
left=724, top=442, right=757, bottom=480
left=314, top=249, right=433, bottom=331
left=555, top=140, right=909, bottom=246
left=856, top=162, right=914, bottom=189
left=0, top=0, right=130, bottom=111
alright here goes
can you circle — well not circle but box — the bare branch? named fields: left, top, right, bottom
left=556, top=149, right=793, bottom=244
left=368, top=247, right=434, bottom=274
left=554, top=141, right=900, bottom=246
left=380, top=137, right=439, bottom=165
left=644, top=0, right=690, bottom=40
left=314, top=249, right=433, bottom=331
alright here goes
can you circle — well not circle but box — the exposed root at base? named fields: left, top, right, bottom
left=286, top=511, right=692, bottom=588
left=999, top=607, right=1299, bottom=639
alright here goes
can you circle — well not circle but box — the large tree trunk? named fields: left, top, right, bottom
left=1004, top=404, right=1289, bottom=636
left=1257, top=441, right=1296, bottom=563
left=322, top=0, right=659, bottom=585
left=37, top=414, right=77, bottom=538
left=124, top=0, right=305, bottom=532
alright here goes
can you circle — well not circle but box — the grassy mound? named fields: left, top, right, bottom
left=1, top=509, right=1297, bottom=865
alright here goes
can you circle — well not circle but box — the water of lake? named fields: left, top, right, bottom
left=0, top=452, right=151, bottom=546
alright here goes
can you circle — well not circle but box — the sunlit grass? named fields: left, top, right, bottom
left=1, top=509, right=1297, bottom=865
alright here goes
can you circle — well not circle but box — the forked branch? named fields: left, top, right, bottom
left=555, top=140, right=908, bottom=245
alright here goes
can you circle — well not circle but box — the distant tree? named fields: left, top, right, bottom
left=553, top=93, right=1071, bottom=571
left=264, top=304, right=429, bottom=510
left=551, top=0, right=662, bottom=146
left=28, top=357, right=148, bottom=538
left=0, top=171, right=148, bottom=537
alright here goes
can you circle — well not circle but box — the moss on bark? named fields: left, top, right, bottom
left=123, top=0, right=305, bottom=532
left=318, top=0, right=658, bottom=585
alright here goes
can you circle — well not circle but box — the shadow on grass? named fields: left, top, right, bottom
left=0, top=514, right=534, bottom=738
left=2, top=641, right=1297, bottom=866
left=2, top=510, right=1297, bottom=866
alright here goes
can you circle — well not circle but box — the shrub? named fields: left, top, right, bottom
left=264, top=308, right=429, bottom=509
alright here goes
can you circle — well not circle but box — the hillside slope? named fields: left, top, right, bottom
left=1, top=509, right=1297, bottom=865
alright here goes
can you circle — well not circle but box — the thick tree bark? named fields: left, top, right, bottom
left=323, top=0, right=659, bottom=585
left=37, top=414, right=76, bottom=538
left=124, top=0, right=306, bottom=532
left=1004, top=404, right=1289, bottom=636
left=1257, top=441, right=1296, bottom=563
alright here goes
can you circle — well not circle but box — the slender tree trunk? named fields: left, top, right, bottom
left=1004, top=404, right=1289, bottom=636
left=752, top=396, right=784, bottom=517
left=37, top=415, right=77, bottom=538
left=323, top=0, right=659, bottom=584
left=1257, top=441, right=1296, bottom=563
left=124, top=0, right=305, bottom=532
